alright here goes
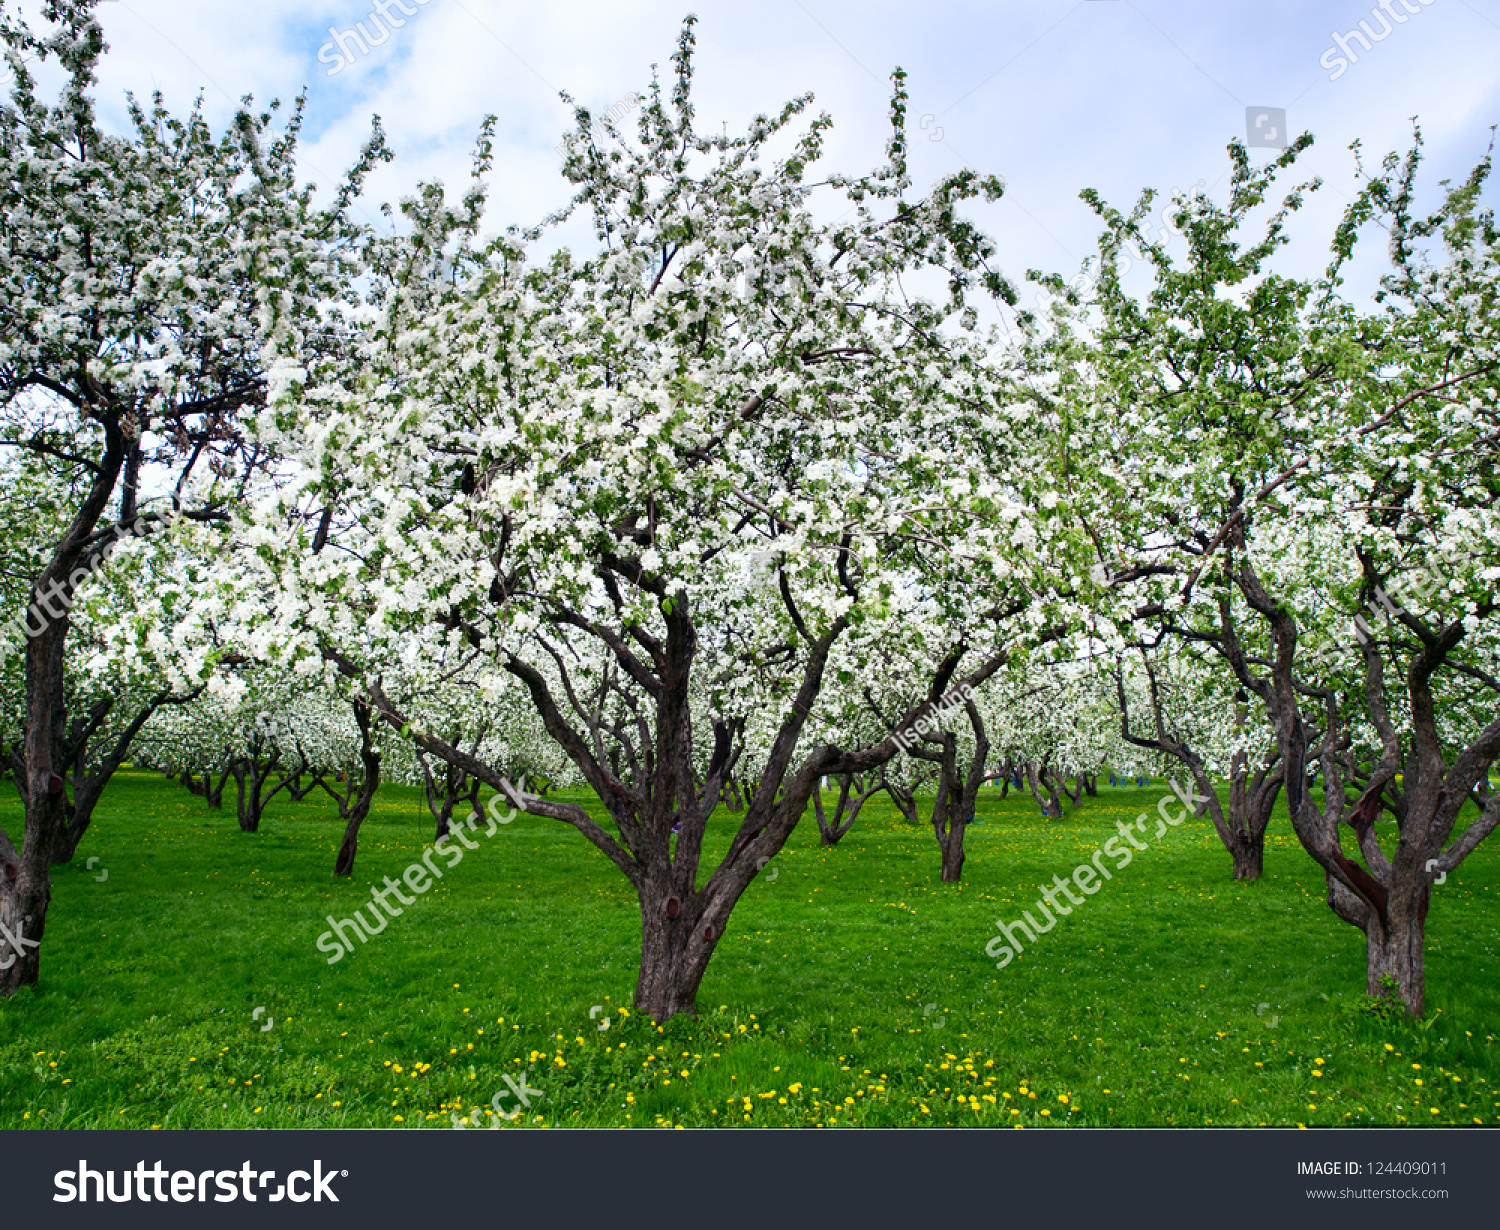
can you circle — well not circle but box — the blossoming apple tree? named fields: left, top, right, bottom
left=244, top=24, right=1079, bottom=1020
left=1050, top=131, right=1500, bottom=1013
left=0, top=0, right=384, bottom=992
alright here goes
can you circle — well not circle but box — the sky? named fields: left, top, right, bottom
left=15, top=0, right=1500, bottom=315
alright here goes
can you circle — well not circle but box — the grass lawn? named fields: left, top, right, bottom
left=2, top=769, right=1497, bottom=1129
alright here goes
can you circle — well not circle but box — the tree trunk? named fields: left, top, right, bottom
left=419, top=738, right=484, bottom=843
left=911, top=698, right=989, bottom=883
left=938, top=822, right=966, bottom=882
left=0, top=768, right=59, bottom=994
left=633, top=877, right=727, bottom=1022
left=813, top=772, right=879, bottom=845
left=332, top=769, right=379, bottom=877
left=0, top=822, right=52, bottom=994
left=229, top=757, right=255, bottom=831
left=333, top=812, right=363, bottom=875
left=47, top=687, right=197, bottom=866
left=1117, top=668, right=1280, bottom=882
left=230, top=741, right=302, bottom=833
left=1365, top=891, right=1427, bottom=1014
left=331, top=703, right=382, bottom=876
left=287, top=766, right=327, bottom=802
left=1189, top=760, right=1279, bottom=882
left=332, top=752, right=380, bottom=876
left=234, top=756, right=268, bottom=833
left=0, top=616, right=68, bottom=994
left=879, top=769, right=922, bottom=825
left=1229, top=829, right=1264, bottom=881
left=1218, top=722, right=1283, bottom=882
left=204, top=762, right=229, bottom=809
left=1026, top=760, right=1063, bottom=818
left=1082, top=772, right=1098, bottom=798
left=48, top=810, right=89, bottom=866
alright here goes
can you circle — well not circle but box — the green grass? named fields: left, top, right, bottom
left=2, top=769, right=1497, bottom=1128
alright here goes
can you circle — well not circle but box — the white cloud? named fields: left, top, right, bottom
left=19, top=0, right=1497, bottom=301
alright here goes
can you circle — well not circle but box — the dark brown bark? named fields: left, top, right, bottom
left=633, top=878, right=726, bottom=1023
left=1228, top=830, right=1264, bottom=880
left=1116, top=659, right=1282, bottom=881
left=322, top=591, right=1023, bottom=1022
left=1223, top=729, right=1282, bottom=882
left=228, top=736, right=305, bottom=833
left=323, top=702, right=381, bottom=876
left=879, top=766, right=923, bottom=825
left=286, top=764, right=328, bottom=802
left=1364, top=883, right=1427, bottom=1010
left=906, top=699, right=990, bottom=883
left=201, top=761, right=231, bottom=808
left=48, top=686, right=205, bottom=865
left=1215, top=550, right=1500, bottom=1016
left=812, top=772, right=880, bottom=845
left=179, top=761, right=231, bottom=809
left=418, top=736, right=484, bottom=844
left=0, top=415, right=127, bottom=994
left=1025, top=758, right=1064, bottom=818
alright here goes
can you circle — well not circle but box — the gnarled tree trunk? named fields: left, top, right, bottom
left=1116, top=666, right=1280, bottom=882
left=182, top=759, right=232, bottom=809
left=1362, top=882, right=1428, bottom=1009
left=325, top=701, right=382, bottom=876
left=229, top=738, right=304, bottom=833
left=1025, top=758, right=1063, bottom=819
left=3, top=548, right=79, bottom=992
left=634, top=876, right=729, bottom=1023
left=1231, top=558, right=1500, bottom=1017
left=907, top=698, right=990, bottom=883
left=878, top=764, right=924, bottom=825
left=812, top=772, right=881, bottom=845
left=48, top=686, right=203, bottom=865
left=419, top=734, right=485, bottom=844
